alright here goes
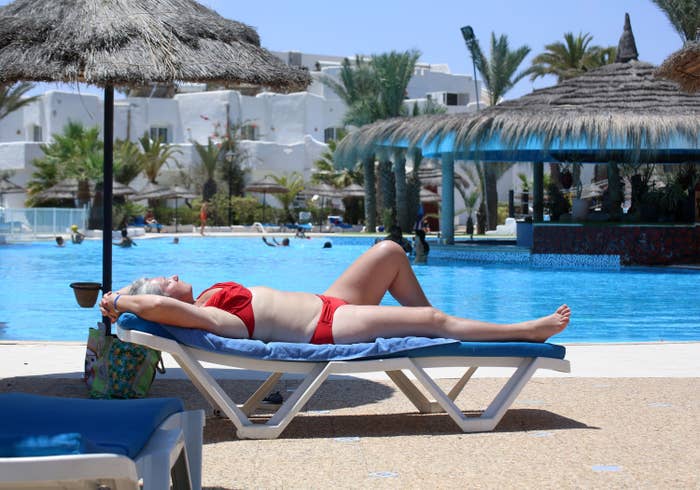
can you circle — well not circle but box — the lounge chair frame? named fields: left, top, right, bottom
left=118, top=326, right=569, bottom=440
left=0, top=409, right=205, bottom=490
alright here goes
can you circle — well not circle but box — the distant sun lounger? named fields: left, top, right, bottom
left=117, top=313, right=570, bottom=440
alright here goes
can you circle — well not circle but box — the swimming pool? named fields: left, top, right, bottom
left=1, top=236, right=698, bottom=343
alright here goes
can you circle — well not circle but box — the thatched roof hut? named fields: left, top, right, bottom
left=0, top=0, right=311, bottom=92
left=656, top=35, right=700, bottom=93
left=337, top=14, right=700, bottom=166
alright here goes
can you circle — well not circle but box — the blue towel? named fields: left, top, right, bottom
left=0, top=394, right=183, bottom=458
left=118, top=313, right=566, bottom=361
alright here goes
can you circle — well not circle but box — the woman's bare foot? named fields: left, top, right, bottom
left=518, top=304, right=571, bottom=342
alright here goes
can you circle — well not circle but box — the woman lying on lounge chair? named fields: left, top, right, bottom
left=100, top=241, right=570, bottom=345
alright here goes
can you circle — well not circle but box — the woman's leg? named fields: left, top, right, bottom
left=323, top=240, right=431, bottom=306
left=332, top=304, right=571, bottom=343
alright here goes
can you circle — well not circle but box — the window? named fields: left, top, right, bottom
left=443, top=93, right=469, bottom=106
left=324, top=127, right=343, bottom=143
left=240, top=124, right=259, bottom=141
left=149, top=126, right=169, bottom=143
left=32, top=125, right=43, bottom=142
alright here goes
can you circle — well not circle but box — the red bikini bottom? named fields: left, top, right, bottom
left=309, top=295, right=348, bottom=344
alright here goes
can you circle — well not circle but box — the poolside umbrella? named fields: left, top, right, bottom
left=244, top=176, right=287, bottom=223
left=0, top=0, right=311, bottom=315
left=300, top=183, right=343, bottom=199
left=135, top=183, right=198, bottom=232
left=341, top=183, right=366, bottom=198
left=0, top=177, right=24, bottom=206
left=656, top=34, right=700, bottom=93
left=419, top=188, right=441, bottom=203
left=36, top=178, right=135, bottom=202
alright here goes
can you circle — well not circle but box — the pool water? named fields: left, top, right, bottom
left=1, top=236, right=698, bottom=343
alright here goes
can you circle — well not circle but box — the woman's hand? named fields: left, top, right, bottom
left=99, top=291, right=120, bottom=324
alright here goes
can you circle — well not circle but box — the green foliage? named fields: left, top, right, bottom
left=138, top=132, right=181, bottom=184
left=269, top=172, right=305, bottom=223
left=465, top=32, right=531, bottom=106
left=371, top=50, right=421, bottom=118
left=546, top=182, right=571, bottom=220
left=114, top=201, right=146, bottom=229
left=528, top=32, right=616, bottom=82
left=114, top=139, right=143, bottom=185
left=0, top=82, right=39, bottom=121
left=194, top=138, right=220, bottom=201
left=651, top=0, right=700, bottom=43
left=26, top=122, right=103, bottom=201
left=321, top=56, right=380, bottom=127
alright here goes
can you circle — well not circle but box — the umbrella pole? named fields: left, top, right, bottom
left=262, top=192, right=267, bottom=223
left=102, top=85, right=114, bottom=333
left=175, top=198, right=179, bottom=233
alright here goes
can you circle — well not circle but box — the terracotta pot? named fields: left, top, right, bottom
left=70, top=282, right=102, bottom=308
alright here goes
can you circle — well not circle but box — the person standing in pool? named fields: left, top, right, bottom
left=100, top=240, right=570, bottom=345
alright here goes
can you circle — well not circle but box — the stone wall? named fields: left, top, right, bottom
left=532, top=224, right=700, bottom=266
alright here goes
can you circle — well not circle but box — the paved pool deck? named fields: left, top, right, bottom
left=1, top=341, right=699, bottom=488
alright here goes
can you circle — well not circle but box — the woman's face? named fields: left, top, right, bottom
left=152, top=275, right=193, bottom=302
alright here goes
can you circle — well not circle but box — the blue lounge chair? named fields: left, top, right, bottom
left=117, top=313, right=570, bottom=440
left=0, top=394, right=205, bottom=490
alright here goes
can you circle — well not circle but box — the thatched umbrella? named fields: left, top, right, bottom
left=341, top=183, right=365, bottom=198
left=36, top=178, right=135, bottom=202
left=135, top=183, right=196, bottom=232
left=244, top=176, right=288, bottom=223
left=0, top=177, right=24, bottom=205
left=656, top=32, right=700, bottom=93
left=0, top=0, right=310, bottom=311
left=419, top=188, right=441, bottom=203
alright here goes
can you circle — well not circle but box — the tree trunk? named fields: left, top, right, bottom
left=607, top=162, right=623, bottom=221
left=362, top=156, right=376, bottom=233
left=378, top=159, right=395, bottom=228
left=203, top=178, right=217, bottom=202
left=485, top=166, right=499, bottom=230
left=393, top=151, right=409, bottom=232
left=406, top=149, right=423, bottom=232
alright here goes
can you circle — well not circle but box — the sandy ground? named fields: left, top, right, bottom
left=2, top=343, right=699, bottom=489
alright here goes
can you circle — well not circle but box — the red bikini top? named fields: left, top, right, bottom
left=197, top=282, right=255, bottom=338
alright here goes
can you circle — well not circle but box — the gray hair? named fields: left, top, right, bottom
left=127, top=277, right=168, bottom=296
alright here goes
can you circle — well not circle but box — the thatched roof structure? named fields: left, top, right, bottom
left=656, top=39, right=700, bottom=93
left=337, top=14, right=700, bottom=166
left=0, top=0, right=311, bottom=92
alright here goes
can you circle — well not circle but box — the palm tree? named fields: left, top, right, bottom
left=465, top=32, right=531, bottom=106
left=371, top=50, right=421, bottom=118
left=464, top=33, right=531, bottom=228
left=26, top=122, right=103, bottom=214
left=269, top=172, right=305, bottom=223
left=529, top=32, right=617, bottom=82
left=371, top=50, right=421, bottom=231
left=651, top=0, right=700, bottom=43
left=0, top=82, right=39, bottom=121
left=321, top=56, right=379, bottom=127
left=193, top=138, right=220, bottom=201
left=138, top=132, right=181, bottom=184
left=312, top=138, right=360, bottom=188
left=113, top=139, right=143, bottom=185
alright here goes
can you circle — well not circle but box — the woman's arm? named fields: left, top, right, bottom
left=100, top=291, right=242, bottom=336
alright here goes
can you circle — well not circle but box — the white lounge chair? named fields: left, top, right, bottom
left=0, top=393, right=205, bottom=490
left=117, top=314, right=570, bottom=440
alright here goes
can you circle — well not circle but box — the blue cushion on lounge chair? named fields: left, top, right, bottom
left=0, top=394, right=183, bottom=458
left=118, top=313, right=565, bottom=361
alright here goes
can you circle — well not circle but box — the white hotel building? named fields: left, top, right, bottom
left=0, top=50, right=486, bottom=212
